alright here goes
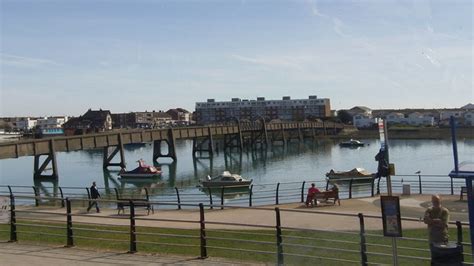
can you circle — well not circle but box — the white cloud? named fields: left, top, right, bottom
left=230, top=54, right=304, bottom=70
left=0, top=53, right=61, bottom=68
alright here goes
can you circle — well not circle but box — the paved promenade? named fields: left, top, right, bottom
left=3, top=193, right=469, bottom=265
left=0, top=242, right=262, bottom=266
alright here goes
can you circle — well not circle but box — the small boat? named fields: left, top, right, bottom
left=326, top=168, right=375, bottom=180
left=339, top=139, right=365, bottom=147
left=119, top=159, right=161, bottom=178
left=200, top=171, right=252, bottom=188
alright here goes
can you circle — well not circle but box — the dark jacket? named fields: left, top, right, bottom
left=90, top=185, right=100, bottom=199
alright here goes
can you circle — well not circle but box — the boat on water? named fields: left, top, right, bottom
left=119, top=159, right=161, bottom=178
left=339, top=139, right=365, bottom=147
left=200, top=171, right=252, bottom=188
left=326, top=168, right=375, bottom=180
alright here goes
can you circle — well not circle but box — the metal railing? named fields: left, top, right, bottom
left=0, top=194, right=472, bottom=265
left=0, top=174, right=468, bottom=210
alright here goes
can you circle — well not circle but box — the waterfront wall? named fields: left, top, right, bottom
left=338, top=127, right=474, bottom=139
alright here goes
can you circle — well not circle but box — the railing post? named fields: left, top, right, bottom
left=66, top=198, right=74, bottom=247
left=275, top=207, right=284, bottom=265
left=174, top=187, right=181, bottom=210
left=129, top=201, right=137, bottom=253
left=220, top=186, right=225, bottom=210
left=377, top=178, right=381, bottom=195
left=349, top=179, right=353, bottom=199
left=207, top=187, right=213, bottom=210
left=456, top=221, right=464, bottom=262
left=32, top=186, right=39, bottom=206
left=249, top=185, right=253, bottom=207
left=59, top=187, right=65, bottom=208
left=199, top=203, right=208, bottom=259
left=301, top=181, right=306, bottom=203
left=418, top=174, right=422, bottom=194
left=450, top=177, right=454, bottom=195
left=371, top=178, right=375, bottom=197
left=358, top=213, right=368, bottom=266
left=325, top=180, right=329, bottom=191
left=7, top=185, right=13, bottom=198
left=276, top=183, right=280, bottom=205
left=9, top=193, right=17, bottom=242
left=86, top=187, right=92, bottom=209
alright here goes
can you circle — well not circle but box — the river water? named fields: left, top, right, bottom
left=0, top=138, right=472, bottom=189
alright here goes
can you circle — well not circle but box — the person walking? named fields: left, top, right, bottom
left=424, top=194, right=449, bottom=245
left=87, top=181, right=101, bottom=213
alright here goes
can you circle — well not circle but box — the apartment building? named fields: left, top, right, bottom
left=195, top=96, right=331, bottom=124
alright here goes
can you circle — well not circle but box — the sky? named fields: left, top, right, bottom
left=0, top=0, right=473, bottom=117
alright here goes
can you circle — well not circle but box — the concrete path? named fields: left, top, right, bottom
left=0, top=242, right=262, bottom=266
left=16, top=194, right=469, bottom=231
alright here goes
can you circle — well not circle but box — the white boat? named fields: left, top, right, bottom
left=200, top=171, right=252, bottom=188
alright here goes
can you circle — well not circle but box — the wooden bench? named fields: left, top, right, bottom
left=460, top=186, right=467, bottom=200
left=313, top=189, right=340, bottom=206
left=114, top=188, right=154, bottom=215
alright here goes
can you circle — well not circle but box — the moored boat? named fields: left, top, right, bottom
left=326, top=168, right=375, bottom=180
left=339, top=139, right=365, bottom=147
left=200, top=171, right=252, bottom=188
left=119, top=159, right=161, bottom=178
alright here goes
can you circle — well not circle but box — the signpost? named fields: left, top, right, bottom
left=378, top=119, right=398, bottom=265
left=448, top=117, right=474, bottom=260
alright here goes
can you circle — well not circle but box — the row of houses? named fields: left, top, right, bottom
left=63, top=108, right=192, bottom=135
left=0, top=108, right=192, bottom=136
left=349, top=104, right=474, bottom=128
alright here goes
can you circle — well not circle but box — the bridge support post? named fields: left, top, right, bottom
left=297, top=123, right=303, bottom=142
left=103, top=133, right=126, bottom=169
left=153, top=129, right=177, bottom=162
left=192, top=127, right=214, bottom=157
left=223, top=120, right=243, bottom=151
left=250, top=118, right=268, bottom=149
left=271, top=123, right=286, bottom=145
left=33, top=139, right=58, bottom=179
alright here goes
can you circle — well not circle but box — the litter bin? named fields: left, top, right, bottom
left=402, top=184, right=411, bottom=195
left=430, top=242, right=463, bottom=266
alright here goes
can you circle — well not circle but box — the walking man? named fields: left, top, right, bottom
left=424, top=194, right=449, bottom=245
left=87, top=181, right=101, bottom=213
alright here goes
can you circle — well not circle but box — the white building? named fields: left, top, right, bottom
left=385, top=112, right=406, bottom=125
left=407, top=112, right=434, bottom=126
left=464, top=111, right=474, bottom=126
left=36, top=116, right=69, bottom=129
left=13, top=117, right=37, bottom=131
left=353, top=114, right=377, bottom=128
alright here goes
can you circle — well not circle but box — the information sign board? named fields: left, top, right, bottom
left=380, top=196, right=402, bottom=237
left=0, top=196, right=10, bottom=224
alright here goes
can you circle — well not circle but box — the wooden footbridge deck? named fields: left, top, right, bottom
left=0, top=121, right=344, bottom=179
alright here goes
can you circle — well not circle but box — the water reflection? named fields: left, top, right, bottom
left=199, top=186, right=251, bottom=200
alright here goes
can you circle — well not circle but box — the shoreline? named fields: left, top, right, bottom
left=335, top=127, right=474, bottom=140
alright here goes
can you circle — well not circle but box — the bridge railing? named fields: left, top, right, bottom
left=0, top=195, right=471, bottom=265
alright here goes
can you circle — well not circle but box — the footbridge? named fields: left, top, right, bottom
left=0, top=121, right=344, bottom=179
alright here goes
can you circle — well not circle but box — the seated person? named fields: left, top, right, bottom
left=305, top=183, right=321, bottom=207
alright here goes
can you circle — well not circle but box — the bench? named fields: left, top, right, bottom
left=460, top=187, right=467, bottom=201
left=114, top=188, right=154, bottom=215
left=313, top=189, right=340, bottom=206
